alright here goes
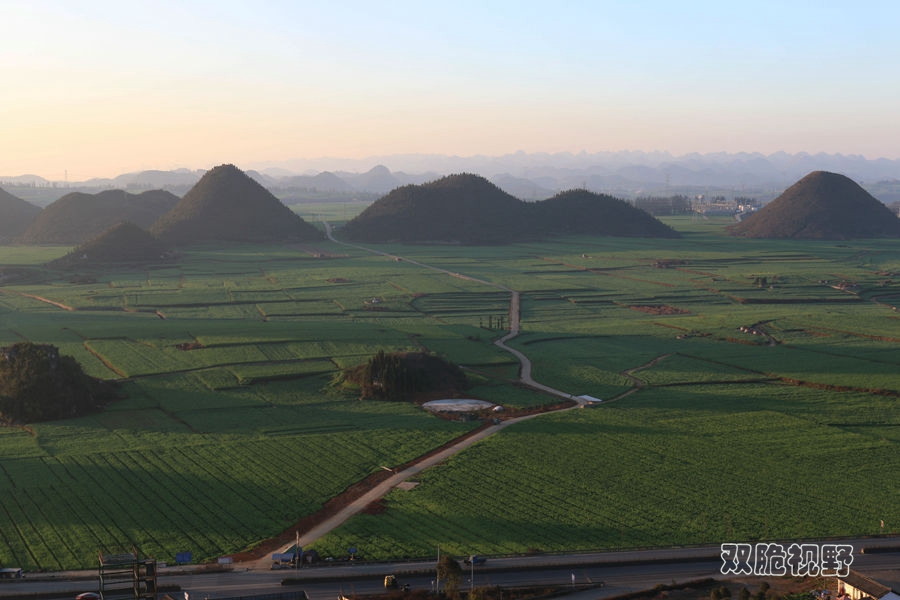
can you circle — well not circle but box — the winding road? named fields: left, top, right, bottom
left=250, top=225, right=589, bottom=563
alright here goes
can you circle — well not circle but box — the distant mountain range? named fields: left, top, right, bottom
left=5, top=151, right=900, bottom=205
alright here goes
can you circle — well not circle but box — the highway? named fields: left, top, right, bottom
left=2, top=548, right=897, bottom=599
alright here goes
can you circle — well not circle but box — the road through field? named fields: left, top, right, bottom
left=323, top=222, right=580, bottom=404
left=249, top=225, right=587, bottom=564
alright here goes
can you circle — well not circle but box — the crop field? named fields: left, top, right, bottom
left=309, top=382, right=900, bottom=560
left=1, top=219, right=899, bottom=569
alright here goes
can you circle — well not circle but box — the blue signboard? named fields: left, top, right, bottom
left=175, top=552, right=192, bottom=564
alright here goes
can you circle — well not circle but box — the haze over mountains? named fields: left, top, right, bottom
left=4, top=163, right=900, bottom=256
left=5, top=151, right=900, bottom=205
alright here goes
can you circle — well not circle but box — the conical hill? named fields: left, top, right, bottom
left=48, top=222, right=171, bottom=269
left=151, top=164, right=323, bottom=245
left=0, top=187, right=41, bottom=240
left=728, top=171, right=900, bottom=239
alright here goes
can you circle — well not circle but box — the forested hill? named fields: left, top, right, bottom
left=48, top=222, right=171, bottom=269
left=341, top=174, right=527, bottom=244
left=151, top=164, right=323, bottom=245
left=729, top=171, right=900, bottom=239
left=533, top=189, right=680, bottom=238
left=17, top=189, right=178, bottom=245
left=341, top=174, right=678, bottom=244
left=0, top=187, right=41, bottom=240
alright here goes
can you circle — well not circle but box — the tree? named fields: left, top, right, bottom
left=0, top=343, right=113, bottom=423
left=348, top=350, right=467, bottom=402
left=437, top=554, right=462, bottom=598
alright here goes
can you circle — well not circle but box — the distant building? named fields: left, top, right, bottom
left=838, top=569, right=899, bottom=600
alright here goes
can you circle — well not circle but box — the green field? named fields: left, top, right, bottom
left=310, top=382, right=900, bottom=559
left=1, top=218, right=899, bottom=569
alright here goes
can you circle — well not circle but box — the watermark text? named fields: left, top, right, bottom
left=720, top=543, right=853, bottom=577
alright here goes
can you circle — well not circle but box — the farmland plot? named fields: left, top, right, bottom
left=309, top=382, right=900, bottom=560
left=0, top=382, right=475, bottom=570
left=1, top=231, right=899, bottom=570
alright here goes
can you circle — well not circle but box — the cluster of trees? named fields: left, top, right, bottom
left=0, top=343, right=113, bottom=423
left=345, top=350, right=468, bottom=401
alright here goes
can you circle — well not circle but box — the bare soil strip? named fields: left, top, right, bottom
left=0, top=289, right=75, bottom=311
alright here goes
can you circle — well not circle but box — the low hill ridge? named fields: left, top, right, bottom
left=341, top=173, right=527, bottom=244
left=0, top=187, right=41, bottom=240
left=17, top=189, right=179, bottom=245
left=728, top=171, right=900, bottom=239
left=342, top=174, right=677, bottom=243
left=151, top=164, right=323, bottom=245
left=535, top=189, right=680, bottom=238
left=48, top=222, right=171, bottom=269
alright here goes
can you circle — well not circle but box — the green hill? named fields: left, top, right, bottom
left=48, top=222, right=171, bottom=269
left=342, top=174, right=676, bottom=244
left=728, top=171, right=900, bottom=239
left=534, top=189, right=680, bottom=238
left=343, top=350, right=469, bottom=401
left=0, top=187, right=42, bottom=241
left=151, top=164, right=323, bottom=245
left=17, top=189, right=179, bottom=245
left=341, top=173, right=527, bottom=244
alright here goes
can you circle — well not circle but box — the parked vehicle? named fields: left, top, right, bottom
left=384, top=575, right=409, bottom=590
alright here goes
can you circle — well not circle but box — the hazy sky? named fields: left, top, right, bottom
left=4, top=0, right=899, bottom=179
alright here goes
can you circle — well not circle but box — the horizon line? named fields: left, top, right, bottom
left=4, top=148, right=900, bottom=183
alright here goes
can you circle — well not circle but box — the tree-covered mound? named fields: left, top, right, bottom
left=151, top=164, right=324, bottom=245
left=17, top=189, right=179, bottom=245
left=48, top=221, right=172, bottom=269
left=341, top=173, right=527, bottom=244
left=0, top=343, right=115, bottom=423
left=343, top=350, right=469, bottom=401
left=0, top=187, right=41, bottom=241
left=533, top=189, right=680, bottom=237
left=341, top=174, right=676, bottom=244
left=728, top=171, right=900, bottom=239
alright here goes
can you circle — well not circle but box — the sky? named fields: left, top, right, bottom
left=3, top=0, right=900, bottom=180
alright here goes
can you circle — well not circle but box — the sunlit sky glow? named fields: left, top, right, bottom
left=4, top=0, right=899, bottom=179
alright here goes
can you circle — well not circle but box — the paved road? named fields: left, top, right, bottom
left=5, top=544, right=898, bottom=599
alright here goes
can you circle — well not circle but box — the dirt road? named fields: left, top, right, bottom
left=254, top=226, right=585, bottom=565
